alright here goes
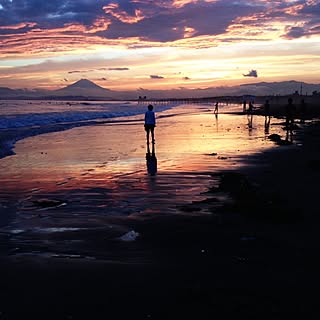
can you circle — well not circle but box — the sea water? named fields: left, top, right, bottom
left=0, top=99, right=286, bottom=261
left=0, top=99, right=174, bottom=158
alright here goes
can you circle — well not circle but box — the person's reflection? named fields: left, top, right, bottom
left=285, top=126, right=293, bottom=143
left=247, top=101, right=254, bottom=129
left=146, top=141, right=157, bottom=176
left=264, top=99, right=271, bottom=134
left=247, top=115, right=253, bottom=129
left=264, top=116, right=271, bottom=134
left=214, top=113, right=219, bottom=131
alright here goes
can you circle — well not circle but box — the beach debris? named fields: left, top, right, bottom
left=268, top=134, right=281, bottom=142
left=268, top=133, right=293, bottom=146
left=56, top=181, right=68, bottom=186
left=207, top=152, right=218, bottom=156
left=118, top=230, right=139, bottom=242
left=31, top=198, right=66, bottom=209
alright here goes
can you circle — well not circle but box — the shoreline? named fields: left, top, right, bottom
left=1, top=108, right=320, bottom=317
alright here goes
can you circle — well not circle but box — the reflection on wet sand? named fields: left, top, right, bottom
left=264, top=115, right=271, bottom=134
left=146, top=141, right=157, bottom=176
left=0, top=104, right=291, bottom=261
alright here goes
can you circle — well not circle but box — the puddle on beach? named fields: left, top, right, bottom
left=0, top=104, right=288, bottom=260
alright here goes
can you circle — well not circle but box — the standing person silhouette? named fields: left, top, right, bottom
left=214, top=101, right=219, bottom=114
left=144, top=104, right=156, bottom=144
left=299, top=98, right=307, bottom=123
left=264, top=99, right=270, bottom=118
left=285, top=98, right=295, bottom=129
left=264, top=99, right=271, bottom=131
left=243, top=100, right=247, bottom=113
left=247, top=101, right=254, bottom=128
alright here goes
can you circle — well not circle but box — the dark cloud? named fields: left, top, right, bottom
left=108, top=67, right=129, bottom=71
left=0, top=0, right=107, bottom=27
left=97, top=1, right=259, bottom=42
left=278, top=2, right=320, bottom=39
left=68, top=69, right=94, bottom=74
left=183, top=77, right=190, bottom=80
left=0, top=0, right=319, bottom=46
left=284, top=26, right=306, bottom=39
left=0, top=1, right=268, bottom=42
left=243, top=70, right=258, bottom=77
left=150, top=75, right=164, bottom=79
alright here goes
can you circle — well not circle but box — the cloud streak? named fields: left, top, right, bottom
left=150, top=75, right=164, bottom=79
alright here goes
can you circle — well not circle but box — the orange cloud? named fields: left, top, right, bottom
left=0, top=22, right=37, bottom=30
left=103, top=3, right=145, bottom=24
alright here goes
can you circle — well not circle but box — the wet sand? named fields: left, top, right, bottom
left=1, top=104, right=320, bottom=318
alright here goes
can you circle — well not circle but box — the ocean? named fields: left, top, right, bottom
left=0, top=99, right=283, bottom=261
left=0, top=99, right=175, bottom=158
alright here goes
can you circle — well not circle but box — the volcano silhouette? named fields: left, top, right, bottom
left=54, top=79, right=111, bottom=97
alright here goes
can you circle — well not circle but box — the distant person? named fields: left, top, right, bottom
left=264, top=99, right=271, bottom=130
left=264, top=100, right=270, bottom=117
left=285, top=98, right=296, bottom=129
left=299, top=98, right=307, bottom=123
left=243, top=100, right=247, bottom=113
left=247, top=101, right=254, bottom=129
left=214, top=102, right=219, bottom=114
left=144, top=104, right=156, bottom=144
left=248, top=101, right=254, bottom=114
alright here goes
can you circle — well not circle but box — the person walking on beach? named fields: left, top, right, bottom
left=248, top=101, right=254, bottom=113
left=247, top=101, right=254, bottom=128
left=285, top=98, right=296, bottom=129
left=264, top=100, right=270, bottom=118
left=243, top=100, right=247, bottom=113
left=214, top=102, right=219, bottom=114
left=264, top=99, right=271, bottom=132
left=144, top=104, right=156, bottom=144
left=299, top=98, right=307, bottom=124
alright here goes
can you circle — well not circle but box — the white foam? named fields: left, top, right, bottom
left=118, top=230, right=140, bottom=242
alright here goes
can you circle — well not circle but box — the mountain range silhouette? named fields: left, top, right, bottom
left=0, top=79, right=319, bottom=100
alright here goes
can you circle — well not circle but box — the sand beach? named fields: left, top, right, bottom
left=1, top=100, right=320, bottom=318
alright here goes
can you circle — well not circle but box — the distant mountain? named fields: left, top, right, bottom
left=0, top=87, right=17, bottom=96
left=53, top=79, right=112, bottom=97
left=0, top=79, right=319, bottom=100
left=238, top=80, right=319, bottom=96
left=134, top=80, right=320, bottom=99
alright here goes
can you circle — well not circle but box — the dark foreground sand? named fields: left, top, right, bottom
left=1, top=117, right=320, bottom=319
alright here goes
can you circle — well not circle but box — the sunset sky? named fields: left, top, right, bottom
left=0, top=0, right=319, bottom=91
